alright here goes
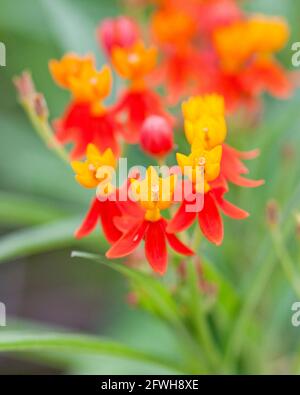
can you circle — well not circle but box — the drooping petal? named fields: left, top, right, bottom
left=234, top=148, right=260, bottom=160
left=226, top=173, right=265, bottom=188
left=165, top=231, right=194, bottom=256
left=241, top=59, right=292, bottom=99
left=75, top=198, right=102, bottom=239
left=106, top=219, right=148, bottom=259
left=100, top=200, right=123, bottom=243
left=221, top=144, right=264, bottom=188
left=222, top=144, right=249, bottom=175
left=216, top=196, right=249, bottom=219
left=167, top=197, right=197, bottom=233
left=54, top=102, right=120, bottom=160
left=144, top=220, right=168, bottom=275
left=198, top=192, right=223, bottom=246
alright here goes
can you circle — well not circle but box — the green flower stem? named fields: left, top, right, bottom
left=22, top=100, right=69, bottom=163
left=270, top=226, right=300, bottom=299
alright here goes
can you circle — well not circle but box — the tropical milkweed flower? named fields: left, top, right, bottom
left=107, top=167, right=194, bottom=275
left=150, top=6, right=203, bottom=104
left=111, top=40, right=171, bottom=142
left=212, top=15, right=292, bottom=111
left=98, top=16, right=139, bottom=56
left=49, top=54, right=123, bottom=158
left=168, top=94, right=263, bottom=245
left=71, top=144, right=123, bottom=243
left=140, top=115, right=174, bottom=158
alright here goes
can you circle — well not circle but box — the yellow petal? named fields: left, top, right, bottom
left=176, top=153, right=192, bottom=169
left=101, top=148, right=116, bottom=169
left=205, top=163, right=221, bottom=181
left=71, top=161, right=87, bottom=175
left=206, top=145, right=223, bottom=163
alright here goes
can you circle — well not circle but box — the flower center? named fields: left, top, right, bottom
left=128, top=53, right=140, bottom=64
left=88, top=164, right=96, bottom=172
left=151, top=184, right=160, bottom=201
left=197, top=157, right=206, bottom=166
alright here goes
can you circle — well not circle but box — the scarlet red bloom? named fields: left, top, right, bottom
left=168, top=143, right=263, bottom=245
left=98, top=16, right=139, bottom=56
left=111, top=41, right=171, bottom=141
left=167, top=177, right=250, bottom=246
left=150, top=7, right=202, bottom=105
left=71, top=144, right=125, bottom=244
left=75, top=197, right=122, bottom=243
left=195, top=0, right=242, bottom=39
left=55, top=102, right=120, bottom=159
left=112, top=89, right=171, bottom=143
left=168, top=94, right=263, bottom=245
left=209, top=15, right=293, bottom=111
left=49, top=55, right=123, bottom=159
left=140, top=115, right=174, bottom=158
left=107, top=167, right=194, bottom=274
left=107, top=215, right=194, bottom=275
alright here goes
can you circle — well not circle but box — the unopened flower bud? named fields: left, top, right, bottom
left=13, top=71, right=35, bottom=101
left=266, top=199, right=279, bottom=228
left=97, top=16, right=139, bottom=56
left=33, top=93, right=49, bottom=120
left=140, top=115, right=174, bottom=158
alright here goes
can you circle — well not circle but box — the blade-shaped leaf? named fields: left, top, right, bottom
left=0, top=331, right=186, bottom=373
left=0, top=217, right=105, bottom=264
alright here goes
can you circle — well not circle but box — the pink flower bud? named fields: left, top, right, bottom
left=140, top=115, right=174, bottom=158
left=97, top=16, right=139, bottom=56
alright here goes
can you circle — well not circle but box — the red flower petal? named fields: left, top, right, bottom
left=221, top=145, right=264, bottom=188
left=241, top=59, right=292, bottom=99
left=161, top=219, right=194, bottom=256
left=54, top=102, right=120, bottom=160
left=165, top=232, right=195, bottom=256
left=106, top=219, right=148, bottom=259
left=222, top=144, right=249, bottom=175
left=227, top=174, right=265, bottom=188
left=75, top=198, right=102, bottom=239
left=144, top=220, right=168, bottom=275
left=198, top=192, right=223, bottom=246
left=167, top=197, right=197, bottom=233
left=234, top=148, right=260, bottom=160
left=100, top=200, right=123, bottom=243
left=216, top=196, right=249, bottom=219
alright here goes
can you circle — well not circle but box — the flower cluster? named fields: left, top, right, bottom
left=21, top=0, right=295, bottom=275
left=148, top=0, right=293, bottom=110
left=71, top=92, right=263, bottom=274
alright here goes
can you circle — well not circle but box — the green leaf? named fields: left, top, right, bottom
left=0, top=191, right=71, bottom=226
left=0, top=217, right=105, bottom=264
left=202, top=260, right=240, bottom=316
left=71, top=251, right=207, bottom=373
left=0, top=331, right=186, bottom=373
left=71, top=251, right=181, bottom=324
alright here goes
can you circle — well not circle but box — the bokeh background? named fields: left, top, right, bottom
left=0, top=0, right=300, bottom=374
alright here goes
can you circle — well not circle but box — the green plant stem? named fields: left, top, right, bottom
left=220, top=251, right=275, bottom=373
left=186, top=260, right=221, bottom=371
left=270, top=226, right=300, bottom=298
left=22, top=101, right=69, bottom=163
left=221, top=182, right=300, bottom=373
left=186, top=227, right=221, bottom=372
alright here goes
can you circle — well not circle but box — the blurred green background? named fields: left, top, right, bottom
left=0, top=0, right=300, bottom=374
